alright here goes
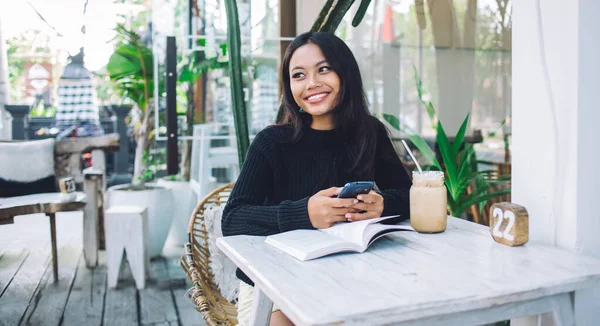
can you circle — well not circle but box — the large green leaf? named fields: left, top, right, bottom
left=106, top=52, right=139, bottom=80
left=435, top=121, right=458, bottom=197
left=454, top=189, right=512, bottom=216
left=382, top=113, right=401, bottom=130
left=406, top=134, right=441, bottom=170
left=454, top=168, right=500, bottom=201
left=106, top=26, right=153, bottom=112
left=447, top=195, right=459, bottom=216
left=456, top=144, right=475, bottom=180
left=413, top=66, right=438, bottom=127
left=460, top=175, right=511, bottom=205
left=453, top=113, right=470, bottom=155
left=381, top=113, right=418, bottom=135
left=113, top=43, right=153, bottom=77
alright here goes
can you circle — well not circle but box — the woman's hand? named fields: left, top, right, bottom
left=307, top=187, right=359, bottom=228
left=345, top=190, right=384, bottom=221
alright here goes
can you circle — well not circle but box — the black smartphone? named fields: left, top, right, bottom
left=337, top=181, right=374, bottom=198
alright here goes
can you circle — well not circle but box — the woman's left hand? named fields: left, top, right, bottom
left=346, top=190, right=384, bottom=221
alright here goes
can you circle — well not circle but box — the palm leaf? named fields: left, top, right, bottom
left=447, top=195, right=459, bottom=216
left=453, top=113, right=470, bottom=154
left=107, top=52, right=139, bottom=80
left=436, top=121, right=458, bottom=196
left=406, top=134, right=441, bottom=170
left=413, top=65, right=437, bottom=126
left=454, top=189, right=512, bottom=216
left=114, top=43, right=153, bottom=75
left=454, top=168, right=502, bottom=200
left=460, top=175, right=511, bottom=204
left=456, top=144, right=475, bottom=182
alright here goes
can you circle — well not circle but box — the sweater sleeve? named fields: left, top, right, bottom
left=221, top=131, right=314, bottom=237
left=374, top=127, right=413, bottom=220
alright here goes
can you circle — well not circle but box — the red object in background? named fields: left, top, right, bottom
left=382, top=6, right=395, bottom=43
left=82, top=152, right=93, bottom=169
left=24, top=61, right=53, bottom=101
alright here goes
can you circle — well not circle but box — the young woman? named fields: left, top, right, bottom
left=221, top=31, right=412, bottom=326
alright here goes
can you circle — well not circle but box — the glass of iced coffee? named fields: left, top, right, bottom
left=410, top=171, right=447, bottom=233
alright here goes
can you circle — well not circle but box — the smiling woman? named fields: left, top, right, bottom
left=220, top=31, right=414, bottom=326
left=288, top=43, right=341, bottom=130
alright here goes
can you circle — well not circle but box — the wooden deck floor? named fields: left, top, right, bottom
left=0, top=213, right=206, bottom=326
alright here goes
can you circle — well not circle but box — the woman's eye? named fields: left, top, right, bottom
left=292, top=72, right=305, bottom=79
left=319, top=66, right=332, bottom=73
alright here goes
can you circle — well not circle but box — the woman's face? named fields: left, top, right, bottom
left=289, top=43, right=340, bottom=129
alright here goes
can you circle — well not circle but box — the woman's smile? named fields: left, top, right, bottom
left=304, top=92, right=330, bottom=104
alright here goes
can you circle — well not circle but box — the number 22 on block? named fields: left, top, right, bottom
left=489, top=202, right=529, bottom=247
left=492, top=208, right=515, bottom=241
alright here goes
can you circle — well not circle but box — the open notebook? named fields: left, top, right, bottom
left=265, top=215, right=414, bottom=261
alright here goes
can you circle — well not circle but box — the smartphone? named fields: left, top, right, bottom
left=337, top=181, right=374, bottom=198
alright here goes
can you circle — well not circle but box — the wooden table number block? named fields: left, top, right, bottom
left=59, top=177, right=76, bottom=193
left=489, top=202, right=529, bottom=246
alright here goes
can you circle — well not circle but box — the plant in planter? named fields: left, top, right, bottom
left=383, top=67, right=511, bottom=218
left=105, top=24, right=174, bottom=257
left=106, top=24, right=155, bottom=188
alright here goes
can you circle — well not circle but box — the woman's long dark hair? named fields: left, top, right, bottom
left=277, top=31, right=383, bottom=180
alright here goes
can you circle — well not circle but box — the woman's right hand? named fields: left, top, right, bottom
left=307, top=187, right=359, bottom=228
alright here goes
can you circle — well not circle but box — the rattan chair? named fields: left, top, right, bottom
left=180, top=182, right=238, bottom=326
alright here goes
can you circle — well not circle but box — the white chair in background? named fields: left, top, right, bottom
left=190, top=123, right=239, bottom=201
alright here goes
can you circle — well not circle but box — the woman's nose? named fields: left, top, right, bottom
left=307, top=74, right=322, bottom=89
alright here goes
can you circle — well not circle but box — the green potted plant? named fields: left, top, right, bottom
left=383, top=67, right=510, bottom=219
left=104, top=24, right=174, bottom=258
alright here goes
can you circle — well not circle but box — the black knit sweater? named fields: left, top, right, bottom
left=221, top=122, right=412, bottom=285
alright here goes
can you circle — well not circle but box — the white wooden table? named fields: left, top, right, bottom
left=217, top=217, right=600, bottom=326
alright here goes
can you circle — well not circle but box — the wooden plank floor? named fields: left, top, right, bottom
left=0, top=247, right=205, bottom=326
left=0, top=213, right=207, bottom=326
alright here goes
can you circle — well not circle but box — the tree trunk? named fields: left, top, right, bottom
left=0, top=16, right=12, bottom=140
left=179, top=86, right=194, bottom=181
left=132, top=105, right=153, bottom=188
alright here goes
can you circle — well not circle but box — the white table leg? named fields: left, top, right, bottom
left=550, top=292, right=575, bottom=326
left=250, top=284, right=273, bottom=326
left=83, top=168, right=103, bottom=267
left=573, top=288, right=600, bottom=326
